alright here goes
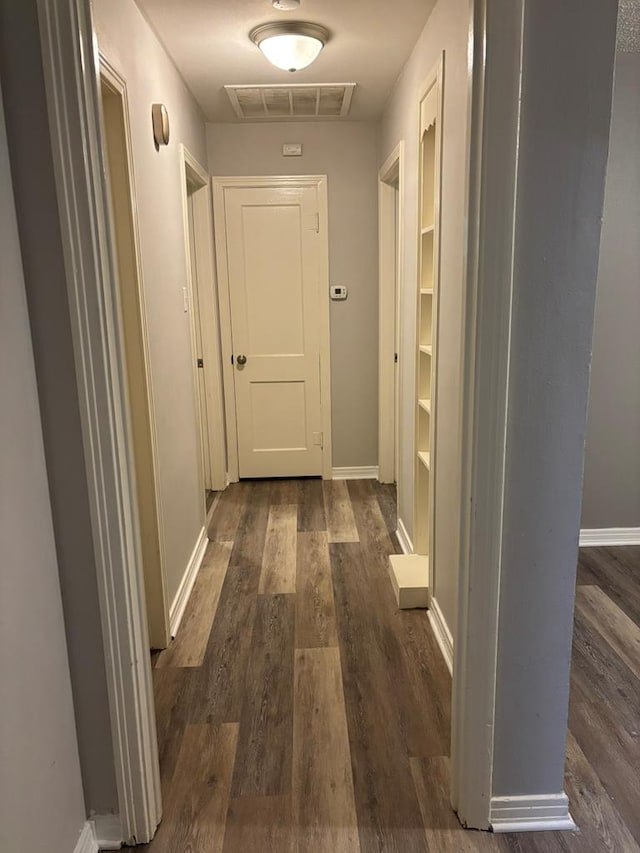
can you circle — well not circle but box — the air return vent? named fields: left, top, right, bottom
left=225, top=83, right=356, bottom=120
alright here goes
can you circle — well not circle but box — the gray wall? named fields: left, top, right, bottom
left=581, top=51, right=640, bottom=530
left=378, top=0, right=470, bottom=638
left=93, top=0, right=210, bottom=605
left=0, top=77, right=87, bottom=853
left=493, top=0, right=617, bottom=797
left=207, top=120, right=379, bottom=469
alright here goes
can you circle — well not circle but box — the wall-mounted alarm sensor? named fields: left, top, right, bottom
left=273, top=0, right=300, bottom=9
left=152, top=103, right=170, bottom=150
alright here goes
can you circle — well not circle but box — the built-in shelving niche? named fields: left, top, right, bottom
left=389, top=58, right=443, bottom=610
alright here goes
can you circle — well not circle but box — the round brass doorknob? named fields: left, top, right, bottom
left=236, top=354, right=247, bottom=365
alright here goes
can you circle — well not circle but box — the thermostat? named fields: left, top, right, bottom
left=330, top=285, right=348, bottom=300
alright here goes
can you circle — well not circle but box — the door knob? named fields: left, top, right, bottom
left=236, top=354, right=247, bottom=365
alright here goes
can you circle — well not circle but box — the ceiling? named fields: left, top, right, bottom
left=135, top=0, right=438, bottom=122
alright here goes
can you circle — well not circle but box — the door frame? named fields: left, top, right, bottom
left=212, top=174, right=333, bottom=481
left=98, top=53, right=170, bottom=651
left=378, top=141, right=405, bottom=485
left=179, top=146, right=227, bottom=494
left=35, top=0, right=162, bottom=842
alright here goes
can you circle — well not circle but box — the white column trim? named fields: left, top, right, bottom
left=451, top=0, right=524, bottom=829
left=36, top=0, right=161, bottom=843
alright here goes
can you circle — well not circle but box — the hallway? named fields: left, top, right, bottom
left=139, top=480, right=639, bottom=852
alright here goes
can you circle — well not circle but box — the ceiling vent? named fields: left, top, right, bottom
left=225, top=83, right=356, bottom=120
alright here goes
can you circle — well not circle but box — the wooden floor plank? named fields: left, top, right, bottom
left=231, top=593, right=295, bottom=798
left=157, top=541, right=232, bottom=668
left=575, top=584, right=640, bottom=680
left=208, top=482, right=246, bottom=542
left=578, top=546, right=640, bottom=627
left=323, top=480, right=360, bottom=543
left=144, top=723, right=238, bottom=853
left=293, top=647, right=360, bottom=853
left=152, top=666, right=199, bottom=793
left=346, top=478, right=450, bottom=758
left=570, top=612, right=640, bottom=741
left=371, top=480, right=398, bottom=537
left=410, top=755, right=503, bottom=852
left=223, top=795, right=293, bottom=853
left=295, top=531, right=338, bottom=649
left=568, top=678, right=640, bottom=844
left=259, top=504, right=298, bottom=594
left=561, top=732, right=640, bottom=853
left=297, top=478, right=326, bottom=532
left=194, top=481, right=271, bottom=724
left=271, top=479, right=299, bottom=505
left=331, top=542, right=429, bottom=853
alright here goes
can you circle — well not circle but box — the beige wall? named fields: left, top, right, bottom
left=207, top=120, right=379, bottom=469
left=0, top=80, right=87, bottom=853
left=93, top=0, right=209, bottom=604
left=379, top=0, right=470, bottom=636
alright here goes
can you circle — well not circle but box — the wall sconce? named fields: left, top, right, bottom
left=151, top=103, right=170, bottom=150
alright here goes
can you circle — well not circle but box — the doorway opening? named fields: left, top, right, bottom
left=180, top=148, right=227, bottom=507
left=99, top=57, right=169, bottom=650
left=378, top=142, right=405, bottom=487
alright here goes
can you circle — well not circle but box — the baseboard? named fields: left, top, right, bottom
left=396, top=517, right=413, bottom=555
left=579, top=527, right=640, bottom=547
left=169, top=527, right=208, bottom=637
left=491, top=793, right=575, bottom=833
left=428, top=596, right=454, bottom=675
left=74, top=822, right=99, bottom=853
left=332, top=466, right=379, bottom=480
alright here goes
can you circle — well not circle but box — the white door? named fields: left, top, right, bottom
left=221, top=183, right=324, bottom=478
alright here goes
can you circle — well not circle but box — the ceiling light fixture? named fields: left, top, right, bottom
left=249, top=22, right=329, bottom=72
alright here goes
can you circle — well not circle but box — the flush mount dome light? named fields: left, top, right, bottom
left=249, top=22, right=329, bottom=72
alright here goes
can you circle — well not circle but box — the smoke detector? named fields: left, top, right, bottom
left=273, top=0, right=300, bottom=9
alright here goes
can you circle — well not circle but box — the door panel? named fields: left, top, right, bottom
left=223, top=184, right=323, bottom=478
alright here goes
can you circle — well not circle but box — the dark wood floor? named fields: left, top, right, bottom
left=134, top=480, right=640, bottom=852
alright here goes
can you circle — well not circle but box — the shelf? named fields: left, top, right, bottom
left=418, top=398, right=431, bottom=414
left=418, top=451, right=430, bottom=470
left=419, top=345, right=432, bottom=356
left=420, top=288, right=433, bottom=296
left=421, top=224, right=435, bottom=236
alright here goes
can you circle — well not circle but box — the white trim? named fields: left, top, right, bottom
left=179, top=146, right=227, bottom=495
left=169, top=526, right=208, bottom=637
left=92, top=814, right=123, bottom=849
left=74, top=823, right=99, bottom=853
left=331, top=466, right=379, bottom=480
left=396, top=517, right=413, bottom=555
left=490, top=794, right=575, bottom=833
left=579, top=527, right=640, bottom=546
left=36, top=0, right=161, bottom=842
left=212, top=175, right=332, bottom=481
left=451, top=0, right=524, bottom=830
left=378, top=141, right=405, bottom=486
left=428, top=597, right=453, bottom=675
